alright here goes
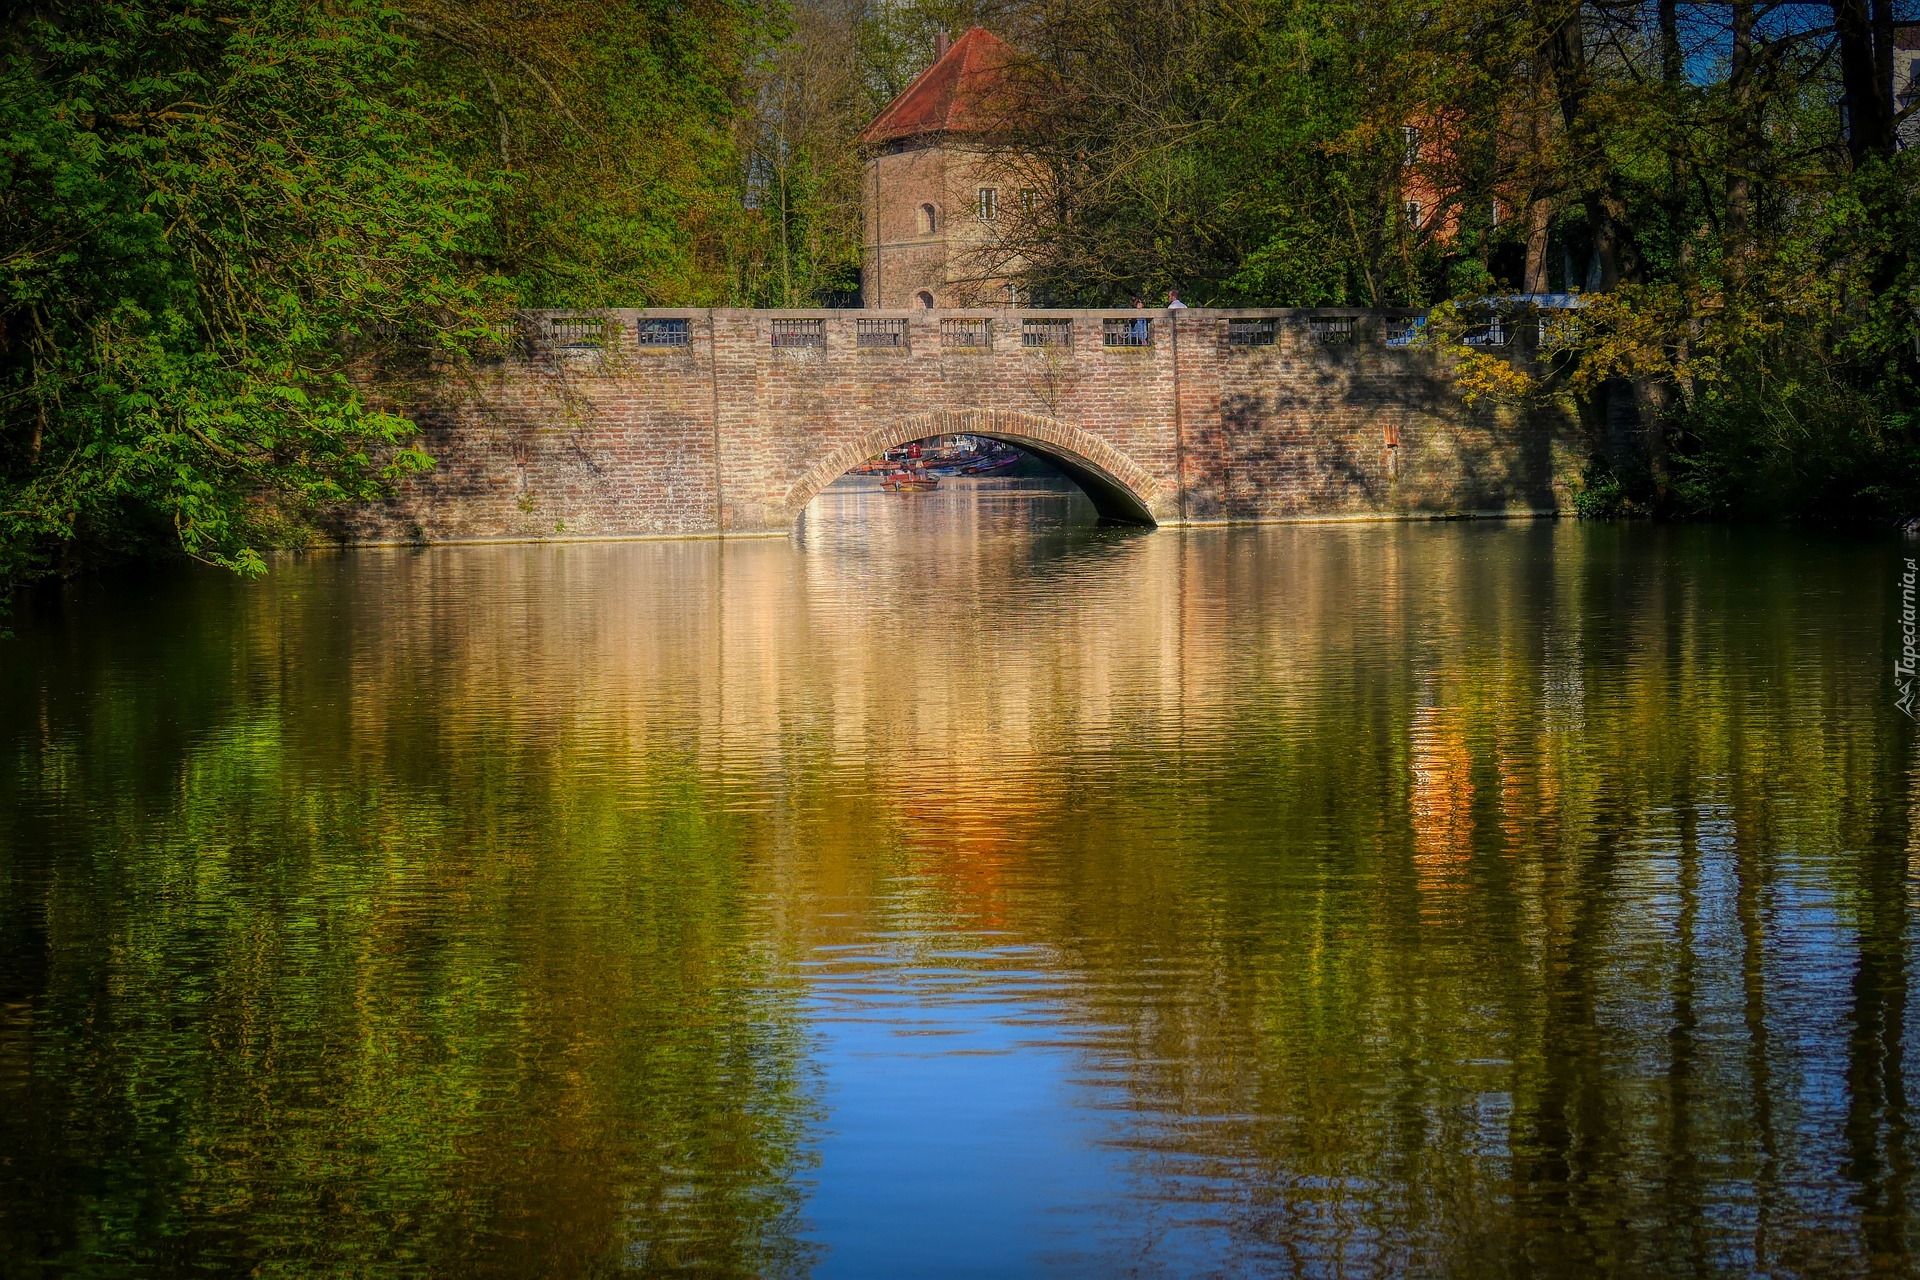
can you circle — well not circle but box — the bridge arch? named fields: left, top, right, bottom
left=781, top=409, right=1163, bottom=526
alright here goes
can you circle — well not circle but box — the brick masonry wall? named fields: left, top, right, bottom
left=862, top=140, right=1025, bottom=308
left=864, top=144, right=951, bottom=309
left=343, top=308, right=1583, bottom=544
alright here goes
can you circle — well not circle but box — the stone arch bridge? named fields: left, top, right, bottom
left=348, top=308, right=1579, bottom=543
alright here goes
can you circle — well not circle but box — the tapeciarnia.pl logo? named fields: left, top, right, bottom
left=1899, top=557, right=1918, bottom=720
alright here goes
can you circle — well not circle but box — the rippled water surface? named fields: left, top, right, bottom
left=4, top=478, right=1918, bottom=1277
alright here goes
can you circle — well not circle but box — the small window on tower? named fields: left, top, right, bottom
left=1405, top=200, right=1423, bottom=229
left=1401, top=126, right=1422, bottom=165
left=1020, top=188, right=1040, bottom=213
left=918, top=203, right=937, bottom=235
left=978, top=188, right=998, bottom=221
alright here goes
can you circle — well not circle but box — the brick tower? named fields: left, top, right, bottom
left=860, top=28, right=1026, bottom=309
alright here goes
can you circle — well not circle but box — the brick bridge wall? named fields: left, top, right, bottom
left=345, top=308, right=1582, bottom=542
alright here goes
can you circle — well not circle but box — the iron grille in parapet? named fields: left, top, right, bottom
left=1227, top=318, right=1277, bottom=347
left=1103, top=317, right=1153, bottom=347
left=1537, top=314, right=1579, bottom=350
left=550, top=314, right=606, bottom=348
left=857, top=318, right=908, bottom=348
left=637, top=318, right=691, bottom=347
left=941, top=318, right=992, bottom=349
left=770, top=318, right=826, bottom=348
left=474, top=317, right=521, bottom=361
left=1385, top=316, right=1426, bottom=347
left=1463, top=314, right=1509, bottom=347
left=1022, top=318, right=1073, bottom=348
left=1309, top=315, right=1355, bottom=344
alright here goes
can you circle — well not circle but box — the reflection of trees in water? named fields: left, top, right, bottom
left=769, top=522, right=1917, bottom=1274
left=0, top=570, right=819, bottom=1277
left=3, top=524, right=1915, bottom=1273
left=719, top=522, right=1916, bottom=1272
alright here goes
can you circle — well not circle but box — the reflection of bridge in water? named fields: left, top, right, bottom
left=349, top=308, right=1579, bottom=544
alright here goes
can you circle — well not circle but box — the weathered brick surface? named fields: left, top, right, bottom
left=862, top=141, right=1023, bottom=308
left=344, top=308, right=1581, bottom=543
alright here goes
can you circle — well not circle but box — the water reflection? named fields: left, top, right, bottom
left=2, top=481, right=1915, bottom=1276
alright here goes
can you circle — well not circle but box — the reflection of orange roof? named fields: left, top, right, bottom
left=1410, top=705, right=1473, bottom=878
left=859, top=28, right=1016, bottom=146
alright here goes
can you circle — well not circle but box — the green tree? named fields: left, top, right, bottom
left=403, top=0, right=781, bottom=306
left=0, top=0, right=500, bottom=585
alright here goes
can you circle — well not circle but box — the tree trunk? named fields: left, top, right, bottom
left=1522, top=81, right=1553, bottom=295
left=1659, top=0, right=1691, bottom=289
left=1545, top=7, right=1645, bottom=290
left=1725, top=1, right=1757, bottom=285
left=1646, top=0, right=1690, bottom=511
left=1659, top=0, right=1682, bottom=84
left=1834, top=0, right=1905, bottom=296
left=1548, top=3, right=1663, bottom=504
left=1635, top=377, right=1674, bottom=504
left=1584, top=193, right=1643, bottom=290
left=1834, top=0, right=1896, bottom=165
left=1524, top=197, right=1551, bottom=294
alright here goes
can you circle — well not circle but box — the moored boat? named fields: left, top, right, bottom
left=959, top=452, right=1021, bottom=475
left=856, top=439, right=1019, bottom=482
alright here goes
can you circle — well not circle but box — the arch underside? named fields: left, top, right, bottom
left=782, top=409, right=1161, bottom=526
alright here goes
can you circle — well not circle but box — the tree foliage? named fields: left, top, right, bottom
left=0, top=0, right=792, bottom=591
left=404, top=0, right=776, bottom=305
left=979, top=0, right=1920, bottom=520
left=1, top=1, right=496, bottom=582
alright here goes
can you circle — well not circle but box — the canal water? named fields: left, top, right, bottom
left=3, top=478, right=1917, bottom=1277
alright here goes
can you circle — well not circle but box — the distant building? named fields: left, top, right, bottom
left=860, top=28, right=1028, bottom=309
left=1899, top=26, right=1920, bottom=151
left=1396, top=116, right=1468, bottom=245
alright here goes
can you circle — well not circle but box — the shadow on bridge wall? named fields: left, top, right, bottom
left=339, top=308, right=1585, bottom=546
left=780, top=409, right=1164, bottom=526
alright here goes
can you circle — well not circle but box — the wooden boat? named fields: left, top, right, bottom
left=960, top=452, right=1021, bottom=475
left=881, top=469, right=939, bottom=491
left=924, top=450, right=1021, bottom=476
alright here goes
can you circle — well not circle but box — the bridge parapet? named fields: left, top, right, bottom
left=505, top=306, right=1435, bottom=359
left=346, top=308, right=1579, bottom=545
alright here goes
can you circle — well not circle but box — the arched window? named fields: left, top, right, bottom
left=917, top=203, right=937, bottom=234
left=916, top=291, right=936, bottom=309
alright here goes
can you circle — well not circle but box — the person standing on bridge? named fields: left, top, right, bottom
left=1167, top=289, right=1187, bottom=309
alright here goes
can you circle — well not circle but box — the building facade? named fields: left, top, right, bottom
left=860, top=28, right=1028, bottom=309
left=1899, top=26, right=1920, bottom=151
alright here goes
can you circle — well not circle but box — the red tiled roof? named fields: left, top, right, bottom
left=860, top=28, right=1016, bottom=146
